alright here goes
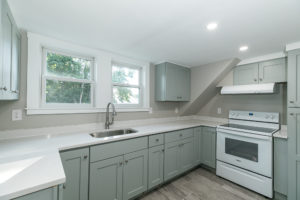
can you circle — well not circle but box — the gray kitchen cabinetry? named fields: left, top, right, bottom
left=155, top=62, right=191, bottom=101
left=148, top=145, right=164, bottom=190
left=201, top=127, right=216, bottom=169
left=13, top=186, right=63, bottom=200
left=0, top=0, right=21, bottom=100
left=164, top=129, right=194, bottom=181
left=274, top=138, right=287, bottom=200
left=60, top=148, right=89, bottom=200
left=233, top=58, right=286, bottom=85
left=288, top=49, right=300, bottom=107
left=194, top=127, right=202, bottom=166
left=89, top=137, right=148, bottom=200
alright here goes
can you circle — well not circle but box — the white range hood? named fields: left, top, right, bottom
left=221, top=83, right=276, bottom=95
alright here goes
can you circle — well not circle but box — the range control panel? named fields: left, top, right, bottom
left=229, top=110, right=279, bottom=123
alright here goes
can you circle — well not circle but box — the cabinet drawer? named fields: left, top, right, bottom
left=149, top=134, right=164, bottom=147
left=165, top=129, right=194, bottom=143
left=90, top=137, right=148, bottom=162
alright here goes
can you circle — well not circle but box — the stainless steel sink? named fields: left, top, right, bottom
left=90, top=128, right=138, bottom=138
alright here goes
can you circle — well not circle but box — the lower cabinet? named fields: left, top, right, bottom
left=60, top=148, right=89, bottom=200
left=13, top=186, right=62, bottom=200
left=201, top=127, right=216, bottom=169
left=89, top=149, right=148, bottom=200
left=274, top=138, right=288, bottom=199
left=148, top=145, right=164, bottom=190
left=89, top=156, right=123, bottom=200
left=164, top=136, right=195, bottom=181
left=193, top=127, right=202, bottom=165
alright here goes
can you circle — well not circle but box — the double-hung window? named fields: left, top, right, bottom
left=42, top=48, right=95, bottom=108
left=112, top=62, right=142, bottom=107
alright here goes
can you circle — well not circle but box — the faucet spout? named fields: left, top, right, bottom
left=105, top=102, right=117, bottom=129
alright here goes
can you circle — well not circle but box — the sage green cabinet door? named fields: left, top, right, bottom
left=288, top=50, right=300, bottom=107
left=233, top=63, right=259, bottom=85
left=164, top=141, right=181, bottom=181
left=123, top=149, right=148, bottom=200
left=288, top=108, right=300, bottom=200
left=274, top=138, right=287, bottom=196
left=14, top=187, right=59, bottom=200
left=180, top=138, right=194, bottom=172
left=0, top=0, right=20, bottom=100
left=89, top=156, right=123, bottom=200
left=258, top=58, right=286, bottom=83
left=194, top=127, right=202, bottom=165
left=155, top=62, right=190, bottom=101
left=60, top=148, right=89, bottom=200
left=148, top=145, right=164, bottom=190
left=201, top=127, right=216, bottom=169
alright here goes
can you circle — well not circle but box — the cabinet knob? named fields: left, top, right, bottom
left=156, top=138, right=159, bottom=142
left=63, top=184, right=66, bottom=189
left=162, top=149, right=165, bottom=152
left=119, top=162, right=123, bottom=166
left=83, top=155, right=88, bottom=159
left=11, top=90, right=19, bottom=94
left=290, top=101, right=294, bottom=103
left=125, top=160, right=128, bottom=164
left=290, top=113, right=294, bottom=116
left=0, top=86, right=7, bottom=91
left=179, top=134, right=183, bottom=137
left=259, top=78, right=263, bottom=81
left=253, top=78, right=257, bottom=82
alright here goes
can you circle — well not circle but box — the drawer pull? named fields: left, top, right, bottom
left=254, top=78, right=257, bottom=82
left=290, top=113, right=294, bottom=116
left=119, top=162, right=123, bottom=166
left=290, top=101, right=294, bottom=103
left=83, top=155, right=88, bottom=159
left=179, top=134, right=183, bottom=137
left=63, top=184, right=66, bottom=189
left=156, top=139, right=159, bottom=142
left=0, top=86, right=7, bottom=91
left=162, top=149, right=165, bottom=152
left=125, top=160, right=128, bottom=164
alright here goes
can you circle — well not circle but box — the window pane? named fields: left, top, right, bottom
left=47, top=52, right=92, bottom=80
left=46, top=79, right=91, bottom=104
left=113, top=86, right=139, bottom=104
left=112, top=65, right=139, bottom=85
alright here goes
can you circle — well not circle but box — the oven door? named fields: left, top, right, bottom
left=217, top=128, right=272, bottom=177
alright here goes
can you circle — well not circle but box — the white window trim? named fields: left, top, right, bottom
left=41, top=48, right=96, bottom=109
left=112, top=61, right=144, bottom=108
left=26, top=32, right=150, bottom=115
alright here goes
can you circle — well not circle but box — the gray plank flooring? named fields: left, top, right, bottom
left=139, top=167, right=269, bottom=200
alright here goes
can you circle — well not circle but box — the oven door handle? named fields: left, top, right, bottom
left=217, top=129, right=272, bottom=141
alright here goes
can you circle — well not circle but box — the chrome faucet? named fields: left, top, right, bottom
left=105, top=102, right=117, bottom=129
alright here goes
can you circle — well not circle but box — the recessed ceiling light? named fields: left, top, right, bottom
left=206, top=22, right=218, bottom=31
left=239, top=46, right=249, bottom=52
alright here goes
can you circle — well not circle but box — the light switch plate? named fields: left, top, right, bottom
left=12, top=109, right=22, bottom=121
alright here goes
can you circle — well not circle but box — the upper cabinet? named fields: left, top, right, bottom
left=233, top=58, right=286, bottom=85
left=288, top=49, right=300, bottom=107
left=0, top=0, right=21, bottom=100
left=155, top=62, right=191, bottom=101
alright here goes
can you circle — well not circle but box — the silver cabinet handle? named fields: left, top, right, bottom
left=119, top=162, right=123, bottom=166
left=254, top=78, right=257, bottom=82
left=63, top=184, right=66, bottom=189
left=161, top=149, right=165, bottom=152
left=290, top=113, right=294, bottom=116
left=259, top=78, right=263, bottom=81
left=83, top=155, right=88, bottom=159
left=290, top=101, right=294, bottom=103
left=179, top=134, right=183, bottom=137
left=125, top=160, right=128, bottom=164
left=156, top=139, right=159, bottom=142
left=11, top=90, right=19, bottom=94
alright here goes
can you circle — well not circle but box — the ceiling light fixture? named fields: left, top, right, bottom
left=206, top=22, right=218, bottom=31
left=239, top=46, right=249, bottom=52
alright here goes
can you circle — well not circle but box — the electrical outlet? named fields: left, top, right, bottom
left=175, top=107, right=179, bottom=114
left=12, top=109, right=22, bottom=121
left=217, top=107, right=222, bottom=114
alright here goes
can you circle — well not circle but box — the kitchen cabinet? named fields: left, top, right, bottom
left=164, top=129, right=194, bottom=181
left=89, top=138, right=148, bottom=200
left=13, top=186, right=62, bottom=200
left=194, top=127, right=202, bottom=165
left=123, top=149, right=148, bottom=200
left=0, top=0, right=21, bottom=100
left=60, top=148, right=89, bottom=200
left=274, top=138, right=287, bottom=199
left=89, top=156, right=123, bottom=200
left=201, top=127, right=216, bottom=169
left=287, top=108, right=300, bottom=200
left=233, top=58, right=286, bottom=85
left=155, top=62, right=190, bottom=101
left=148, top=145, right=164, bottom=190
left=288, top=49, right=300, bottom=107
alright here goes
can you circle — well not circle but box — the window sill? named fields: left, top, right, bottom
left=26, top=107, right=150, bottom=115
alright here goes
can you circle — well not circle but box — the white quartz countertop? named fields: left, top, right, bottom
left=0, top=117, right=287, bottom=199
left=273, top=125, right=287, bottom=139
left=0, top=118, right=224, bottom=200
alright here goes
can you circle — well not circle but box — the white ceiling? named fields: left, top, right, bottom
left=8, top=0, right=300, bottom=67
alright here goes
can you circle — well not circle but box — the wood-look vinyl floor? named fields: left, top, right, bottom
left=139, top=168, right=269, bottom=200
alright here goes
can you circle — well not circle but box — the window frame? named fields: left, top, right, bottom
left=41, top=48, right=96, bottom=109
left=111, top=61, right=143, bottom=108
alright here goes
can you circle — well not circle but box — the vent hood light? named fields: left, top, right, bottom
left=221, top=83, right=276, bottom=95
